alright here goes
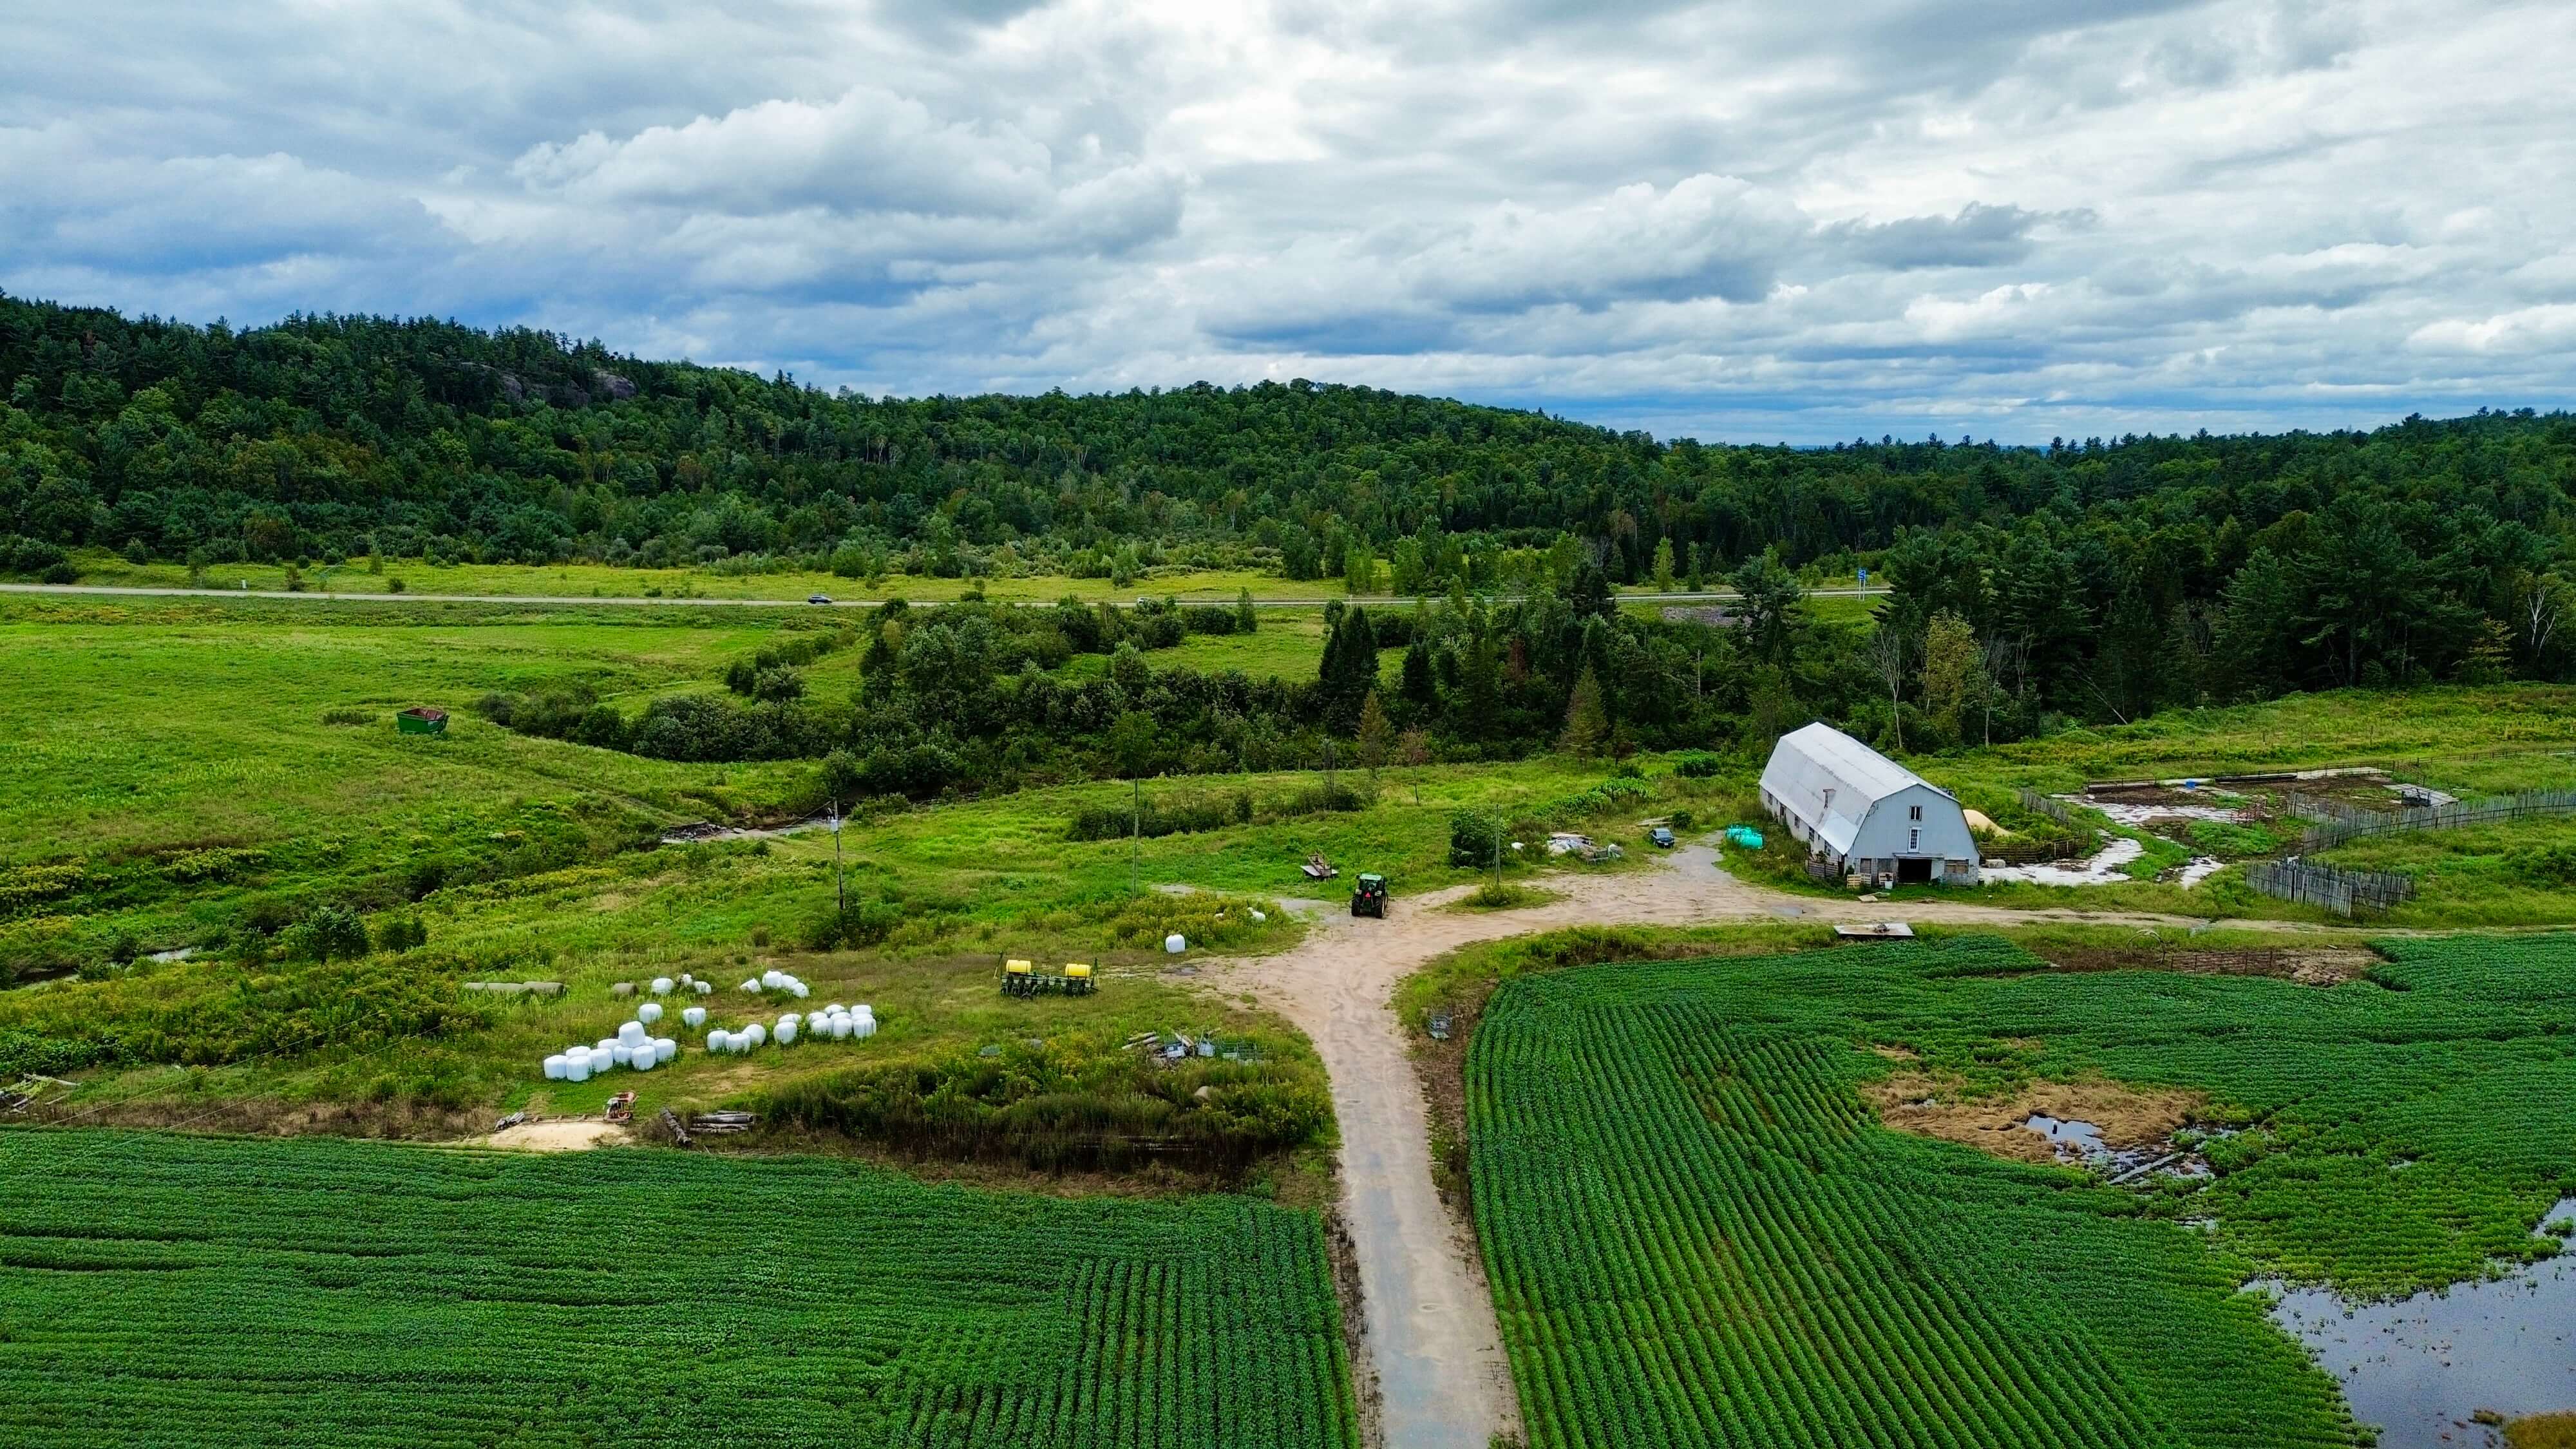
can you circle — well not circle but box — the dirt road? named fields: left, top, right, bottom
left=1216, top=846, right=2328, bottom=1448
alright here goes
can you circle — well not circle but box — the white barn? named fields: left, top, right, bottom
left=1758, top=723, right=1979, bottom=886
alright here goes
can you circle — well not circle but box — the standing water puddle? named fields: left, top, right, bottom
left=2265, top=1200, right=2576, bottom=1448
left=1983, top=835, right=2146, bottom=887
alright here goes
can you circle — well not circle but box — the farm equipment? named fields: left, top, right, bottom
left=1351, top=873, right=1388, bottom=918
left=1002, top=958, right=1097, bottom=997
left=1301, top=854, right=1339, bottom=880
left=396, top=706, right=448, bottom=735
left=603, top=1091, right=636, bottom=1124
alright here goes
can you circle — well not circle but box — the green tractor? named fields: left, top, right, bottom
left=1350, top=873, right=1388, bottom=919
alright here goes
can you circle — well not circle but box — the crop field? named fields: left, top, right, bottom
left=1466, top=933, right=2576, bottom=1448
left=0, top=1129, right=1358, bottom=1448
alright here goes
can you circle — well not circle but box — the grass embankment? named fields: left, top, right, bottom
left=0, top=1129, right=1361, bottom=1448
left=1430, top=929, right=2576, bottom=1446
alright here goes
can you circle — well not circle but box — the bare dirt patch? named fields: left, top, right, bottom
left=464, top=1119, right=632, bottom=1151
left=1868, top=1043, right=1920, bottom=1061
left=1867, top=1073, right=2206, bottom=1166
left=2045, top=944, right=2380, bottom=986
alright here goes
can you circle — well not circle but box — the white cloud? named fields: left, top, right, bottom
left=0, top=0, right=2570, bottom=440
left=2410, top=304, right=2576, bottom=354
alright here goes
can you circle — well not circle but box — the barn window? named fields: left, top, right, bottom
left=1909, top=804, right=1922, bottom=821
left=1909, top=828, right=1920, bottom=852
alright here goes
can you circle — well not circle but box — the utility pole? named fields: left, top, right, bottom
left=828, top=799, right=848, bottom=922
left=1492, top=812, right=1504, bottom=894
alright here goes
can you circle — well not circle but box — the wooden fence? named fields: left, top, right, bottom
left=2244, top=858, right=2417, bottom=917
left=2016, top=788, right=2076, bottom=826
left=2287, top=788, right=2576, bottom=849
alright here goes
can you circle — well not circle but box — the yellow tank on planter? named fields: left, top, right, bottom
left=1001, top=958, right=1097, bottom=997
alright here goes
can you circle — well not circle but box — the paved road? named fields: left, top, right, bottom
left=1217, top=848, right=2340, bottom=1448
left=0, top=580, right=1889, bottom=610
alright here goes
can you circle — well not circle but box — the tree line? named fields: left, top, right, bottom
left=5, top=289, right=2571, bottom=737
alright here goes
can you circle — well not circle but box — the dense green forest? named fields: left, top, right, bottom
left=5, top=290, right=2573, bottom=768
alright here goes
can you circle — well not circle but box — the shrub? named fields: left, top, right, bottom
left=320, top=706, right=377, bottom=726
left=2509, top=842, right=2576, bottom=886
left=1674, top=752, right=1725, bottom=779
left=279, top=905, right=372, bottom=962
left=372, top=915, right=430, bottom=953
left=803, top=899, right=904, bottom=950
left=1451, top=811, right=1504, bottom=867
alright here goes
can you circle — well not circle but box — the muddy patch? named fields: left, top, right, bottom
left=1866, top=1072, right=2205, bottom=1168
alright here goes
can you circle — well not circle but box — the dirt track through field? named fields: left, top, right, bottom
left=1214, top=846, right=2333, bottom=1448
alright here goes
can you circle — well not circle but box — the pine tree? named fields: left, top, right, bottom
left=1558, top=667, right=1609, bottom=757
left=1400, top=638, right=1439, bottom=717
left=1356, top=690, right=1392, bottom=784
left=1652, top=537, right=1676, bottom=593
left=1235, top=587, right=1258, bottom=634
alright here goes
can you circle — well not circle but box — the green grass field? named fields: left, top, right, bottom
left=0, top=1128, right=1359, bottom=1448
left=1466, top=932, right=2576, bottom=1447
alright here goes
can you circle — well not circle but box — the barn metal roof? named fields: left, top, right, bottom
left=1758, top=722, right=1955, bottom=857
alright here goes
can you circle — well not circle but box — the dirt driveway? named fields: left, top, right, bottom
left=1214, top=846, right=2320, bottom=1448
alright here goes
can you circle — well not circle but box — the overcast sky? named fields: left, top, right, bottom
left=3, top=1, right=2570, bottom=442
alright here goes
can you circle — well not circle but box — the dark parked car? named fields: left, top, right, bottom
left=807, top=593, right=833, bottom=604
left=1648, top=826, right=1677, bottom=849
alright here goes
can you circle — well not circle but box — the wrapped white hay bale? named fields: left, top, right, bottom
left=852, top=1015, right=877, bottom=1040
left=649, top=977, right=674, bottom=996
left=708, top=1029, right=732, bottom=1053
left=595, top=1037, right=620, bottom=1060
left=788, top=981, right=810, bottom=999
left=629, top=1046, right=656, bottom=1071
left=679, top=972, right=695, bottom=986
left=1164, top=933, right=1187, bottom=954
left=682, top=1006, right=707, bottom=1029
left=653, top=1037, right=677, bottom=1065
left=693, top=980, right=712, bottom=995
left=776, top=1018, right=799, bottom=1045
left=544, top=1054, right=568, bottom=1081
left=828, top=1014, right=852, bottom=1041
left=739, top=978, right=762, bottom=994
left=638, top=1001, right=664, bottom=1026
left=618, top=1021, right=648, bottom=1046
left=609, top=1042, right=633, bottom=1067
left=743, top=1023, right=768, bottom=1048
left=761, top=969, right=785, bottom=989
left=565, top=1053, right=591, bottom=1083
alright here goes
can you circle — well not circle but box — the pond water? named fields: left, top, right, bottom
left=2266, top=1201, right=2576, bottom=1449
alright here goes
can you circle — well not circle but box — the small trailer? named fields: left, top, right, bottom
left=397, top=706, right=449, bottom=736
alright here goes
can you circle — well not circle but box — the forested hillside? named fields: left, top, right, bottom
left=5, top=290, right=2573, bottom=751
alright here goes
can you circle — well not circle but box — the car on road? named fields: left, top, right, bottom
left=1648, top=826, right=1677, bottom=849
left=807, top=593, right=833, bottom=604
